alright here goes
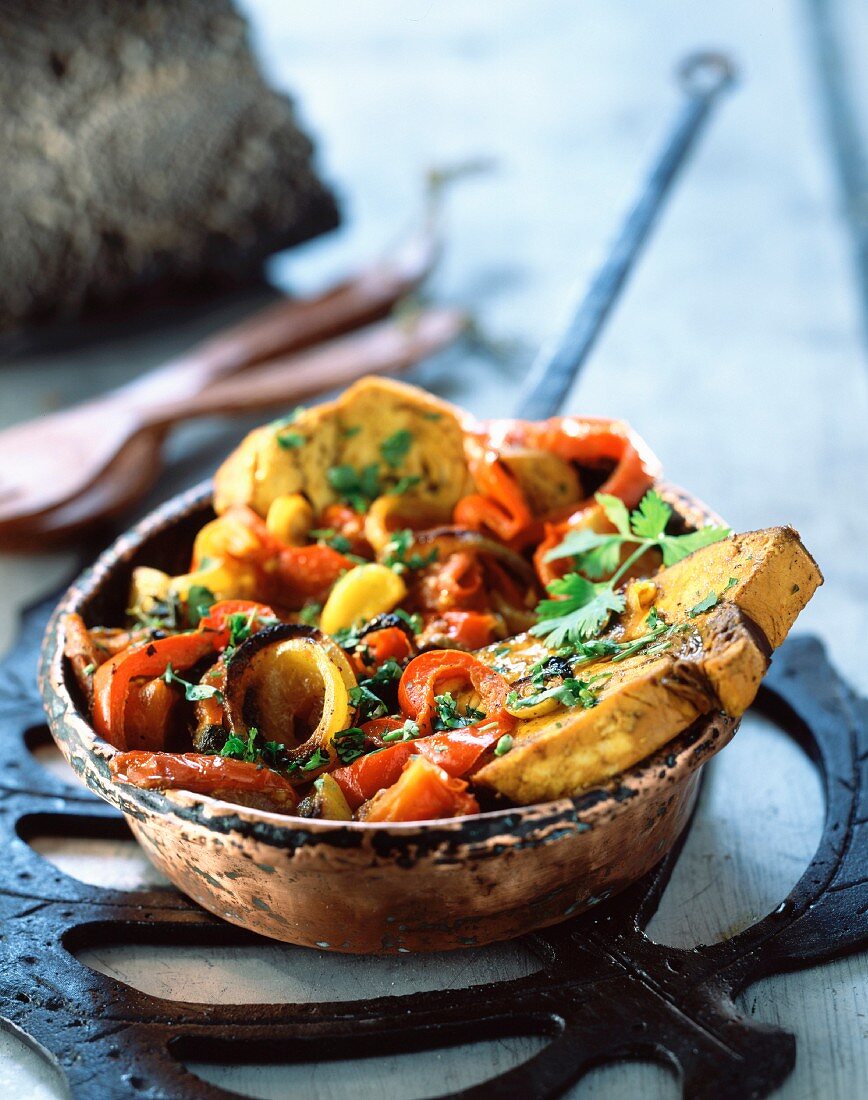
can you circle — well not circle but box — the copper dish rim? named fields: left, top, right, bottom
left=38, top=478, right=732, bottom=852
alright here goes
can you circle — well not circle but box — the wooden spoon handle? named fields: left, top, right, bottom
left=138, top=307, right=466, bottom=428
left=118, top=228, right=440, bottom=408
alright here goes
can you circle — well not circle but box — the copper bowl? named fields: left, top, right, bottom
left=39, top=481, right=736, bottom=954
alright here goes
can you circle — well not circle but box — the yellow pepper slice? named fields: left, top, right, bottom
left=319, top=563, right=407, bottom=634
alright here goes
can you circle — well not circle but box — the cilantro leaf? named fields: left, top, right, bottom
left=380, top=429, right=413, bottom=468
left=629, top=490, right=672, bottom=540
left=433, top=692, right=485, bottom=730
left=162, top=662, right=223, bottom=704
left=383, top=529, right=438, bottom=574
left=277, top=431, right=304, bottom=450
left=531, top=574, right=625, bottom=646
left=220, top=727, right=258, bottom=762
left=658, top=524, right=731, bottom=566
left=327, top=463, right=382, bottom=512
left=597, top=493, right=631, bottom=536
left=333, top=727, right=366, bottom=764
left=688, top=590, right=719, bottom=617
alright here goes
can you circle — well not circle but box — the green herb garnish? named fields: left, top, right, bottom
left=309, top=527, right=353, bottom=554
left=532, top=489, right=731, bottom=646
left=220, top=727, right=258, bottom=762
left=298, top=601, right=322, bottom=627
left=494, top=734, right=513, bottom=756
left=162, top=662, right=223, bottom=704
left=507, top=676, right=603, bottom=712
left=382, top=529, right=438, bottom=574
left=333, top=727, right=366, bottom=764
left=391, top=474, right=421, bottom=496
left=688, top=576, right=738, bottom=618
left=327, top=463, right=382, bottom=512
left=433, top=692, right=485, bottom=731
left=380, top=429, right=413, bottom=468
left=381, top=719, right=421, bottom=743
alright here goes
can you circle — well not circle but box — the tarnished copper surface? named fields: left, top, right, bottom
left=38, top=480, right=739, bottom=953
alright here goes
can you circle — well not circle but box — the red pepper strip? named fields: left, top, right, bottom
left=422, top=610, right=498, bottom=650
left=359, top=716, right=405, bottom=744
left=123, top=678, right=178, bottom=752
left=398, top=650, right=512, bottom=737
left=453, top=435, right=533, bottom=542
left=198, top=599, right=278, bottom=649
left=332, top=720, right=507, bottom=810
left=333, top=742, right=415, bottom=809
left=357, top=627, right=414, bottom=671
left=360, top=756, right=480, bottom=822
left=92, top=633, right=216, bottom=750
left=110, top=751, right=298, bottom=807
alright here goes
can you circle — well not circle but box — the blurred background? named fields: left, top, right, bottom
left=2, top=1, right=865, bottom=684
left=0, top=4, right=866, bottom=1094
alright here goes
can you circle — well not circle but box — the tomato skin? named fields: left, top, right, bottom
left=398, top=650, right=511, bottom=737
left=110, top=751, right=298, bottom=807
left=360, top=757, right=480, bottom=822
left=93, top=633, right=216, bottom=750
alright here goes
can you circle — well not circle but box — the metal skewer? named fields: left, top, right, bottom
left=518, top=51, right=736, bottom=420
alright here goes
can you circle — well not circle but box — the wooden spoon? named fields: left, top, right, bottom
left=0, top=227, right=439, bottom=530
left=0, top=307, right=466, bottom=547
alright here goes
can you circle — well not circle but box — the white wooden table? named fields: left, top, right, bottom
left=1, top=2, right=866, bottom=1097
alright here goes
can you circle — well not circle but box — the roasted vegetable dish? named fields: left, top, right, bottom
left=63, top=377, right=822, bottom=822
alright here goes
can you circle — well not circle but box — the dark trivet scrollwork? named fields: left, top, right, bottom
left=0, top=591, right=865, bottom=1099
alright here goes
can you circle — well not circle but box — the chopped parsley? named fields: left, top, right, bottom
left=327, top=463, right=382, bottom=512
left=394, top=608, right=423, bottom=634
left=433, top=692, right=485, bottom=731
left=272, top=408, right=306, bottom=450
left=380, top=429, right=414, bottom=468
left=309, top=527, right=353, bottom=555
left=348, top=659, right=404, bottom=722
left=381, top=719, right=421, bottom=743
left=82, top=662, right=96, bottom=676
left=688, top=576, right=738, bottom=618
left=333, top=727, right=366, bottom=764
left=382, top=529, right=438, bottom=574
left=220, top=727, right=258, bottom=762
left=298, top=601, right=322, bottom=627
left=162, top=662, right=223, bottom=704
left=391, top=474, right=422, bottom=495
left=507, top=675, right=603, bottom=712
left=299, top=747, right=330, bottom=772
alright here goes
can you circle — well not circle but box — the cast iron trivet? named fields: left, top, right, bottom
left=0, top=591, right=866, bottom=1099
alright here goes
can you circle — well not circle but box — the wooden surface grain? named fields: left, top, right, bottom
left=1, top=1, right=866, bottom=1097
